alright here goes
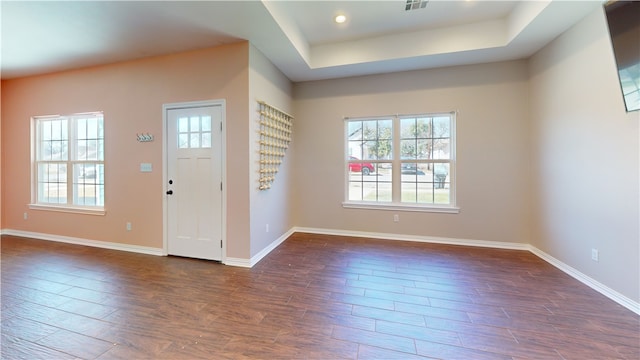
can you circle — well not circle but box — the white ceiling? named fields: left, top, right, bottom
left=1, top=0, right=603, bottom=82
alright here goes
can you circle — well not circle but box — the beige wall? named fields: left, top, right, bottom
left=292, top=60, right=532, bottom=244
left=1, top=8, right=636, bottom=307
left=248, top=44, right=294, bottom=258
left=529, top=8, right=640, bottom=302
left=1, top=43, right=252, bottom=259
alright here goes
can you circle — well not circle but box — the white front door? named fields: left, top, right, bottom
left=166, top=103, right=223, bottom=261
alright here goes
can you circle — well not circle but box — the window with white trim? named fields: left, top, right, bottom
left=32, top=112, right=105, bottom=211
left=345, top=112, right=457, bottom=212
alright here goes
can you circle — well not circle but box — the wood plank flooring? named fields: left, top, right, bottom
left=1, top=233, right=638, bottom=359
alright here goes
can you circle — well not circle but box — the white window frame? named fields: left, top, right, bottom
left=343, top=112, right=459, bottom=214
left=30, top=112, right=106, bottom=215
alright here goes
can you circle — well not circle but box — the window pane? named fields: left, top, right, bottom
left=401, top=139, right=416, bottom=159
left=60, top=140, right=68, bottom=160
left=433, top=116, right=450, bottom=137
left=417, top=182, right=434, bottom=203
left=433, top=138, right=450, bottom=159
left=77, top=139, right=87, bottom=160
left=348, top=121, right=363, bottom=140
left=367, top=164, right=392, bottom=202
left=362, top=182, right=377, bottom=201
left=40, top=119, right=69, bottom=161
left=378, top=120, right=392, bottom=139
left=77, top=118, right=87, bottom=139
left=40, top=141, right=52, bottom=160
left=345, top=114, right=454, bottom=207
left=51, top=120, right=63, bottom=140
left=402, top=162, right=446, bottom=204
left=363, top=121, right=377, bottom=140
left=417, top=139, right=431, bottom=159
left=73, top=163, right=104, bottom=206
left=400, top=118, right=415, bottom=138
left=348, top=163, right=392, bottom=202
left=363, top=140, right=377, bottom=159
left=98, top=118, right=104, bottom=138
left=190, top=116, right=200, bottom=132
left=401, top=162, right=417, bottom=176
left=401, top=182, right=417, bottom=202
left=38, top=163, right=67, bottom=204
left=416, top=117, right=431, bottom=138
left=42, top=121, right=52, bottom=141
left=378, top=139, right=392, bottom=160
left=433, top=163, right=449, bottom=186
left=190, top=133, right=200, bottom=148
left=201, top=116, right=212, bottom=132
left=348, top=181, right=363, bottom=201
left=202, top=133, right=212, bottom=148
left=348, top=141, right=364, bottom=159
left=35, top=114, right=104, bottom=209
left=179, top=134, right=189, bottom=148
left=435, top=188, right=450, bottom=204
left=97, top=139, right=105, bottom=161
left=75, top=115, right=102, bottom=161
left=88, top=139, right=99, bottom=160
left=87, top=118, right=98, bottom=138
left=179, top=117, right=189, bottom=133
left=377, top=182, right=392, bottom=202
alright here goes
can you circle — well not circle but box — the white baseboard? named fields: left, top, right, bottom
left=3, top=227, right=637, bottom=315
left=292, top=226, right=530, bottom=250
left=1, top=229, right=164, bottom=256
left=223, top=228, right=295, bottom=267
left=292, top=227, right=639, bottom=315
left=223, top=257, right=252, bottom=268
left=252, top=227, right=296, bottom=266
left=529, top=246, right=640, bottom=315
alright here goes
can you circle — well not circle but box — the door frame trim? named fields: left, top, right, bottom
left=162, top=99, right=227, bottom=262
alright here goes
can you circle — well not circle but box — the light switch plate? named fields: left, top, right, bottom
left=140, top=163, right=152, bottom=172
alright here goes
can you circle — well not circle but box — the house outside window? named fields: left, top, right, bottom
left=345, top=112, right=458, bottom=213
left=31, top=112, right=105, bottom=214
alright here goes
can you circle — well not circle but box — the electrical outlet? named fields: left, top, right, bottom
left=126, top=222, right=132, bottom=231
left=591, top=248, right=599, bottom=262
left=266, top=224, right=269, bottom=233
left=393, top=214, right=399, bottom=222
left=23, top=212, right=28, bottom=220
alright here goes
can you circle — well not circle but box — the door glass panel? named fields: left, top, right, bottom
left=179, top=134, right=189, bottom=148
left=201, top=116, right=211, bottom=132
left=179, top=117, right=189, bottom=132
left=190, top=133, right=200, bottom=148
left=202, top=133, right=212, bottom=148
left=190, top=117, right=200, bottom=132
left=177, top=115, right=213, bottom=149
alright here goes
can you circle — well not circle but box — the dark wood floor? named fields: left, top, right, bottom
left=1, top=233, right=638, bottom=359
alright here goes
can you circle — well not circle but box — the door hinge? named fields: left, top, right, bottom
left=220, top=122, right=222, bottom=131
left=220, top=240, right=223, bottom=248
left=220, top=182, right=222, bottom=191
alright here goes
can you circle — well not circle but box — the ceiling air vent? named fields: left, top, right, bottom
left=405, top=0, right=428, bottom=11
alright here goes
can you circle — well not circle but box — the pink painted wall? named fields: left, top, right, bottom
left=0, top=82, right=3, bottom=230
left=1, top=42, right=251, bottom=258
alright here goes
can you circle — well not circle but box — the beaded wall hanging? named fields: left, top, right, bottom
left=258, top=101, right=293, bottom=190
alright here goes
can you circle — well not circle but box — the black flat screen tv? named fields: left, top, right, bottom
left=604, top=1, right=640, bottom=112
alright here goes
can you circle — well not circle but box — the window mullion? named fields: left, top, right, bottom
left=67, top=117, right=74, bottom=206
left=392, top=116, right=401, bottom=202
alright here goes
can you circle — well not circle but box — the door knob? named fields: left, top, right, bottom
left=166, top=190, right=173, bottom=195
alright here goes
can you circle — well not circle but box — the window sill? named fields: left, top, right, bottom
left=342, top=202, right=460, bottom=214
left=28, top=204, right=106, bottom=216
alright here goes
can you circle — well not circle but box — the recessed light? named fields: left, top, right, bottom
left=335, top=14, right=346, bottom=24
